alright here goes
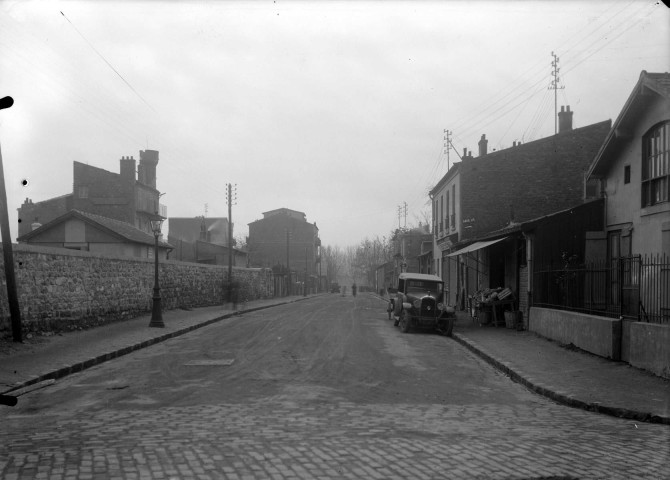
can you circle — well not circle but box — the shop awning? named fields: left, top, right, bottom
left=446, top=237, right=508, bottom=257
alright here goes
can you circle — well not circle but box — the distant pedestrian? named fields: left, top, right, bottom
left=352, top=283, right=357, bottom=297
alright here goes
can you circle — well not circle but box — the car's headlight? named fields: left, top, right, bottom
left=413, top=299, right=421, bottom=308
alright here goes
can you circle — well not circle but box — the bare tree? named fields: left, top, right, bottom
left=322, top=245, right=346, bottom=286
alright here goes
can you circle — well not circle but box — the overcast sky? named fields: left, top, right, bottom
left=0, top=0, right=668, bottom=248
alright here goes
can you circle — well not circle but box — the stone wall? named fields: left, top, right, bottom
left=0, top=244, right=274, bottom=334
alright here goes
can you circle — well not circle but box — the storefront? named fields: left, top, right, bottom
left=446, top=236, right=522, bottom=326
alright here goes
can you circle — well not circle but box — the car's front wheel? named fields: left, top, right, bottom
left=399, top=310, right=411, bottom=333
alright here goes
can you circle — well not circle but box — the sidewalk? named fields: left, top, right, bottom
left=451, top=311, right=670, bottom=425
left=0, top=295, right=315, bottom=397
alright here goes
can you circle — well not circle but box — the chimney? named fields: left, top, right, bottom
left=120, top=155, right=136, bottom=183
left=478, top=134, right=488, bottom=157
left=558, top=105, right=573, bottom=133
left=139, top=149, right=159, bottom=188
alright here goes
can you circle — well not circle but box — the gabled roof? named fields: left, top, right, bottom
left=587, top=71, right=670, bottom=179
left=18, top=209, right=172, bottom=249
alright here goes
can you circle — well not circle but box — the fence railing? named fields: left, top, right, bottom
left=533, top=253, right=670, bottom=324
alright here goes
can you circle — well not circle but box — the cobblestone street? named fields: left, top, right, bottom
left=1, top=296, right=668, bottom=479
left=2, top=400, right=668, bottom=479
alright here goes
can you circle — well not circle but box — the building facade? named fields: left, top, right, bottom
left=247, top=208, right=321, bottom=289
left=18, top=150, right=167, bottom=239
left=585, top=71, right=670, bottom=258
left=430, top=109, right=611, bottom=308
left=17, top=209, right=172, bottom=260
left=168, top=216, right=247, bottom=266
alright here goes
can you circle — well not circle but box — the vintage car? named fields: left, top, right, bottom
left=389, top=272, right=455, bottom=336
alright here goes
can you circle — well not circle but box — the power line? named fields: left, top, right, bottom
left=59, top=10, right=156, bottom=113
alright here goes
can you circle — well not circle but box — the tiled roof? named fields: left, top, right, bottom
left=73, top=210, right=172, bottom=248
left=19, top=209, right=172, bottom=249
left=645, top=72, right=670, bottom=98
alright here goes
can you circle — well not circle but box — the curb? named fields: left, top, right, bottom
left=2, top=296, right=314, bottom=397
left=451, top=332, right=670, bottom=425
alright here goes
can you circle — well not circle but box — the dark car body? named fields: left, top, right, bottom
left=390, top=273, right=455, bottom=336
left=330, top=282, right=341, bottom=293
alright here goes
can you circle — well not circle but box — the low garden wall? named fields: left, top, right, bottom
left=629, top=322, right=670, bottom=379
left=0, top=244, right=274, bottom=334
left=529, top=307, right=622, bottom=360
left=529, top=306, right=670, bottom=379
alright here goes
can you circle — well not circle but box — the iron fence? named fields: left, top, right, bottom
left=533, top=253, right=670, bottom=324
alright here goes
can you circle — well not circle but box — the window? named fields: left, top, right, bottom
left=78, top=186, right=89, bottom=198
left=624, top=165, right=630, bottom=184
left=440, top=195, right=444, bottom=233
left=642, top=121, right=669, bottom=207
left=446, top=191, right=450, bottom=229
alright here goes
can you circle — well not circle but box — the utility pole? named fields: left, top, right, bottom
left=286, top=228, right=291, bottom=296
left=550, top=51, right=564, bottom=135
left=403, top=201, right=408, bottom=228
left=443, top=129, right=452, bottom=171
left=0, top=96, right=21, bottom=343
left=304, top=246, right=307, bottom=297
left=226, top=183, right=236, bottom=303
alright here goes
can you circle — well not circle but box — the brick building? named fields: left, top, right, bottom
left=431, top=108, right=611, bottom=307
left=18, top=150, right=166, bottom=239
left=247, top=208, right=321, bottom=291
left=458, top=114, right=611, bottom=241
left=168, top=216, right=247, bottom=266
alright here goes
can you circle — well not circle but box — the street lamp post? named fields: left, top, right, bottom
left=149, top=216, right=165, bottom=328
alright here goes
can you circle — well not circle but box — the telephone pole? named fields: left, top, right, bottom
left=226, top=183, right=236, bottom=302
left=286, top=228, right=291, bottom=296
left=550, top=51, right=565, bottom=135
left=443, top=129, right=452, bottom=171
left=0, top=96, right=21, bottom=343
left=397, top=202, right=408, bottom=229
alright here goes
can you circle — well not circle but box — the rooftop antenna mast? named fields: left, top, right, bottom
left=550, top=51, right=565, bottom=135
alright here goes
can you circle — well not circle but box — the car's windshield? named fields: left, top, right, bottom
left=406, top=280, right=443, bottom=299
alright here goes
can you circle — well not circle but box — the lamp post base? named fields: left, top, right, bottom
left=149, top=291, right=164, bottom=328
